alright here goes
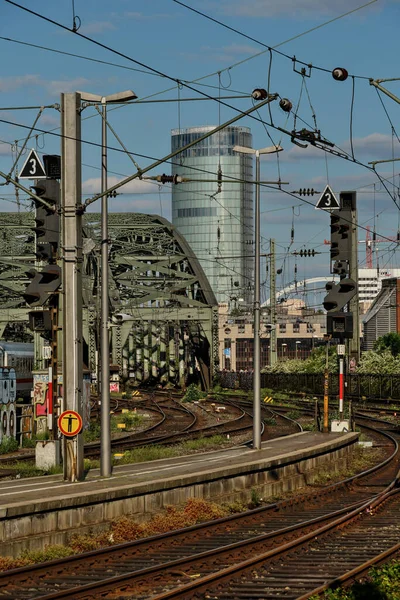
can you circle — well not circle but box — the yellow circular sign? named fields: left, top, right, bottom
left=58, top=410, right=83, bottom=437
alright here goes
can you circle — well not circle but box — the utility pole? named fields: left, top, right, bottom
left=270, top=239, right=278, bottom=365
left=349, top=198, right=360, bottom=362
left=61, top=92, right=84, bottom=482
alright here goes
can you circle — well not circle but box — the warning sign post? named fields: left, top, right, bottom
left=58, top=410, right=82, bottom=437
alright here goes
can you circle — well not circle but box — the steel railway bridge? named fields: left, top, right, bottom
left=0, top=212, right=218, bottom=389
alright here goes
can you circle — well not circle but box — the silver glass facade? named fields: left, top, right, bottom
left=171, top=126, right=253, bottom=304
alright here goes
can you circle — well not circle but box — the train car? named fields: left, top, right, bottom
left=0, top=342, right=34, bottom=401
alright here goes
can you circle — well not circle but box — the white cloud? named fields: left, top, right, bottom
left=184, top=42, right=258, bottom=63
left=0, top=74, right=94, bottom=98
left=216, top=0, right=377, bottom=18
left=45, top=77, right=92, bottom=96
left=78, top=21, right=116, bottom=35
left=123, top=11, right=173, bottom=19
left=0, top=142, right=11, bottom=156
left=343, top=133, right=397, bottom=158
left=39, top=113, right=60, bottom=127
left=0, top=75, right=40, bottom=93
left=82, top=175, right=158, bottom=195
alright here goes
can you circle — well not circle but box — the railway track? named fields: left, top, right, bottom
left=0, top=421, right=397, bottom=599
left=0, top=396, right=298, bottom=467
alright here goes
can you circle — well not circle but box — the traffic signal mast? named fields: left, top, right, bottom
left=323, top=199, right=357, bottom=317
left=323, top=191, right=358, bottom=425
left=23, top=170, right=61, bottom=437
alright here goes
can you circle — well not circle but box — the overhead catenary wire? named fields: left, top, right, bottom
left=0, top=113, right=398, bottom=250
left=170, top=0, right=376, bottom=80
left=4, top=3, right=400, bottom=212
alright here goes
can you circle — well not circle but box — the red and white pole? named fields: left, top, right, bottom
left=48, top=365, right=53, bottom=430
left=339, top=354, right=344, bottom=420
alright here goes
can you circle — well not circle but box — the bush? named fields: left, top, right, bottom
left=83, top=421, right=101, bottom=442
left=0, top=437, right=18, bottom=454
left=182, top=383, right=207, bottom=403
left=121, top=411, right=143, bottom=429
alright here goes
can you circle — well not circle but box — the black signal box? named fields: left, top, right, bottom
left=327, top=312, right=353, bottom=339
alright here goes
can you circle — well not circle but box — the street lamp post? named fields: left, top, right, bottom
left=79, top=90, right=137, bottom=477
left=233, top=144, right=282, bottom=450
left=295, top=340, right=301, bottom=359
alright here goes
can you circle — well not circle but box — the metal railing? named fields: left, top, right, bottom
left=218, top=371, right=400, bottom=401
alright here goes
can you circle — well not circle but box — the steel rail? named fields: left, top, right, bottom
left=0, top=427, right=397, bottom=599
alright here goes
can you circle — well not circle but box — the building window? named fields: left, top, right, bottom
left=177, top=207, right=217, bottom=218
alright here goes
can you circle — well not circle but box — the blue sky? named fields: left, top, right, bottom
left=1, top=0, right=399, bottom=304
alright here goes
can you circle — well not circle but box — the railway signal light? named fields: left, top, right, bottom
left=323, top=278, right=357, bottom=313
left=23, top=264, right=61, bottom=307
left=330, top=209, right=351, bottom=274
left=28, top=309, right=52, bottom=335
left=31, top=179, right=60, bottom=262
left=327, top=311, right=353, bottom=338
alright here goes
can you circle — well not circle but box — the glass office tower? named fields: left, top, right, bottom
left=171, top=126, right=253, bottom=305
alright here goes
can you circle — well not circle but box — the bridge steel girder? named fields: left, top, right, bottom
left=0, top=212, right=218, bottom=390
left=83, top=213, right=218, bottom=390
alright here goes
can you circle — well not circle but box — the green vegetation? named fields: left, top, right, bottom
left=182, top=383, right=207, bottom=402
left=0, top=437, right=18, bottom=454
left=312, top=445, right=383, bottom=486
left=21, top=431, right=50, bottom=449
left=120, top=411, right=144, bottom=429
left=249, top=488, right=262, bottom=507
left=82, top=435, right=232, bottom=472
left=83, top=420, right=101, bottom=443
left=310, top=560, right=400, bottom=599
left=262, top=346, right=338, bottom=374
left=1, top=461, right=63, bottom=478
left=373, top=332, right=400, bottom=357
left=259, top=334, right=400, bottom=376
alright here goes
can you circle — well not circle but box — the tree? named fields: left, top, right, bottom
left=373, top=333, right=400, bottom=357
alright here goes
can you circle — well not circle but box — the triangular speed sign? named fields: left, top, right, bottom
left=19, top=149, right=46, bottom=179
left=315, top=185, right=340, bottom=210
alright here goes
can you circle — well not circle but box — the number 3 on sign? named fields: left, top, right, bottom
left=18, top=149, right=47, bottom=179
left=29, top=158, right=37, bottom=175
left=315, top=185, right=340, bottom=210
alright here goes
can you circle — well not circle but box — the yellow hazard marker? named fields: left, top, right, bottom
left=263, top=396, right=273, bottom=403
left=58, top=410, right=82, bottom=437
left=131, top=390, right=141, bottom=397
left=117, top=423, right=126, bottom=429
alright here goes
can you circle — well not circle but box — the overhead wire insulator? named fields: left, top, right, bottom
left=252, top=88, right=268, bottom=100
left=279, top=98, right=292, bottom=112
left=217, top=165, right=222, bottom=193
left=298, top=188, right=316, bottom=196
left=332, top=67, right=348, bottom=81
left=156, top=174, right=183, bottom=184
